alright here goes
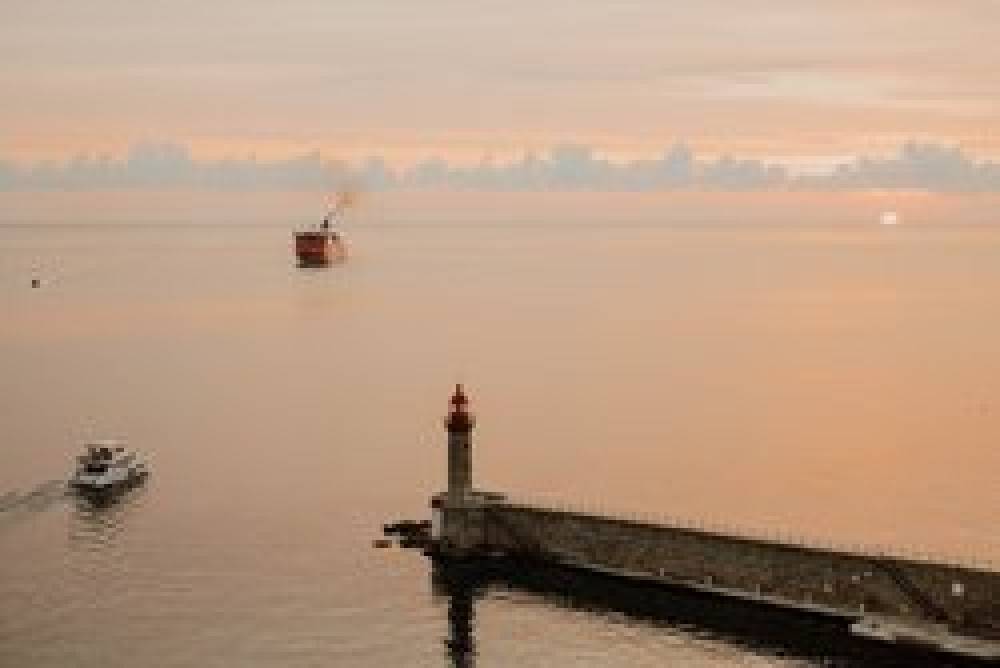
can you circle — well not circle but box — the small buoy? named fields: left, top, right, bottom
left=31, top=278, right=40, bottom=288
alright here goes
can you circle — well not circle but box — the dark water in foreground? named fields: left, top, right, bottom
left=2, top=222, right=998, bottom=666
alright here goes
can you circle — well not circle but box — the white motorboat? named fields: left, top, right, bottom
left=70, top=441, right=148, bottom=494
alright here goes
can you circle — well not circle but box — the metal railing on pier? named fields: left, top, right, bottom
left=492, top=492, right=999, bottom=574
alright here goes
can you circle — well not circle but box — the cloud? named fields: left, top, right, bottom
left=0, top=142, right=347, bottom=191
left=0, top=140, right=997, bottom=193
left=397, top=142, right=778, bottom=192
left=810, top=142, right=1000, bottom=192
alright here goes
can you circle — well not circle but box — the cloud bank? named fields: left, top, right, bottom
left=1, top=141, right=998, bottom=193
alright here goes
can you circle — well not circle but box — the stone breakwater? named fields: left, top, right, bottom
left=434, top=495, right=1000, bottom=645
left=427, top=386, right=998, bottom=658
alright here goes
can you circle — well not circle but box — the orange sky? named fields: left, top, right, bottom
left=3, top=2, right=999, bottom=165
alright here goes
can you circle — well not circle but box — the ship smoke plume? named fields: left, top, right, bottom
left=327, top=187, right=362, bottom=218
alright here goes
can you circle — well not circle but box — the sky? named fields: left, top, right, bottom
left=2, top=1, right=999, bottom=195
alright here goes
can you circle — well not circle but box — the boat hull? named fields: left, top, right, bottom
left=69, top=468, right=148, bottom=497
left=295, top=231, right=343, bottom=267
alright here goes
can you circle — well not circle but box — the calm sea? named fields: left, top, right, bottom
left=2, top=221, right=998, bottom=666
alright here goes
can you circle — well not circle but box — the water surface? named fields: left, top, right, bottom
left=2, top=222, right=998, bottom=665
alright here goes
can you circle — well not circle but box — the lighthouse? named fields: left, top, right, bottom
left=433, top=384, right=499, bottom=554
left=445, top=384, right=475, bottom=500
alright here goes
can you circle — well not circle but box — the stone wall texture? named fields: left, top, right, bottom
left=467, top=502, right=999, bottom=640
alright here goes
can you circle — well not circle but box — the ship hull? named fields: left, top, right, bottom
left=294, top=231, right=343, bottom=267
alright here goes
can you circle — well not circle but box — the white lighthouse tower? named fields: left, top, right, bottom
left=432, top=384, right=502, bottom=554
left=445, top=383, right=474, bottom=500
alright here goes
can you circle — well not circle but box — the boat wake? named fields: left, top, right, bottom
left=0, top=479, right=70, bottom=530
left=0, top=479, right=69, bottom=513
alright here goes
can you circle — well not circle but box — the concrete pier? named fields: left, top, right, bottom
left=426, top=387, right=1000, bottom=660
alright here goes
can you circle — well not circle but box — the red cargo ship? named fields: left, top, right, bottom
left=294, top=202, right=348, bottom=267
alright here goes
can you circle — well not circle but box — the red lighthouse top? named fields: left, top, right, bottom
left=446, top=384, right=474, bottom=431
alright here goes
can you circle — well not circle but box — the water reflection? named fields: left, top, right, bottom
left=432, top=560, right=484, bottom=667
left=65, top=484, right=146, bottom=605
left=430, top=557, right=976, bottom=668
left=68, top=483, right=146, bottom=549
